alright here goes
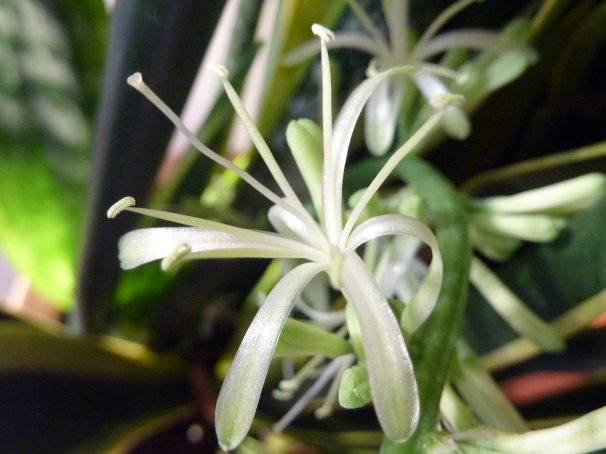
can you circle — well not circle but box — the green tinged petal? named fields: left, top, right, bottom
left=340, top=252, right=419, bottom=442
left=275, top=318, right=352, bottom=358
left=118, top=226, right=326, bottom=269
left=364, top=78, right=402, bottom=156
left=477, top=173, right=606, bottom=215
left=215, top=263, right=324, bottom=450
left=286, top=119, right=324, bottom=217
left=471, top=212, right=566, bottom=242
left=345, top=214, right=443, bottom=333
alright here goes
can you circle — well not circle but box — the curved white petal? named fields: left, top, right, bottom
left=412, top=72, right=470, bottom=140
left=326, top=66, right=418, bottom=242
left=346, top=214, right=443, bottom=332
left=215, top=263, right=325, bottom=450
left=268, top=204, right=329, bottom=252
left=416, top=29, right=507, bottom=60
left=340, top=251, right=419, bottom=441
left=282, top=32, right=384, bottom=66
left=364, top=78, right=404, bottom=156
left=412, top=72, right=449, bottom=101
left=118, top=226, right=326, bottom=269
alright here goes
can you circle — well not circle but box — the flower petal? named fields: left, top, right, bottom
left=118, top=226, right=326, bottom=269
left=364, top=78, right=403, bottom=156
left=471, top=212, right=566, bottom=242
left=476, top=173, right=606, bottom=216
left=346, top=214, right=443, bottom=332
left=215, top=263, right=325, bottom=450
left=268, top=203, right=329, bottom=253
left=327, top=66, right=418, bottom=242
left=340, top=251, right=419, bottom=441
left=282, top=32, right=384, bottom=66
left=417, top=29, right=509, bottom=60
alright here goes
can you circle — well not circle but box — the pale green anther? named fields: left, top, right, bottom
left=278, top=355, right=325, bottom=392
left=106, top=196, right=136, bottom=218
left=206, top=63, right=229, bottom=78
left=311, top=23, right=335, bottom=42
left=338, top=364, right=372, bottom=408
left=286, top=119, right=324, bottom=217
left=160, top=243, right=191, bottom=272
left=478, top=173, right=606, bottom=215
left=272, top=388, right=294, bottom=401
left=430, top=93, right=465, bottom=110
left=126, top=72, right=143, bottom=87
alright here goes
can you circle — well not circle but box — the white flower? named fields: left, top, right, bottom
left=284, top=0, right=534, bottom=155
left=109, top=25, right=450, bottom=450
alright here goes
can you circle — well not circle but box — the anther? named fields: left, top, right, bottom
left=127, top=72, right=143, bottom=87
left=161, top=243, right=192, bottom=271
left=207, top=64, right=229, bottom=79
left=430, top=93, right=465, bottom=110
left=107, top=196, right=136, bottom=218
left=311, top=24, right=335, bottom=42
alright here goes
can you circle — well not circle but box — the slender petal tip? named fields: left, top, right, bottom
left=311, top=23, right=335, bottom=42
left=207, top=63, right=229, bottom=79
left=107, top=196, right=136, bottom=219
left=127, top=72, right=143, bottom=87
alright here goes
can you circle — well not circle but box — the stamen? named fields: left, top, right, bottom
left=430, top=93, right=465, bottom=110
left=279, top=355, right=324, bottom=392
left=341, top=111, right=444, bottom=247
left=208, top=64, right=308, bottom=216
left=311, top=23, right=335, bottom=42
left=273, top=356, right=349, bottom=433
left=315, top=355, right=355, bottom=419
left=206, top=63, right=229, bottom=79
left=272, top=388, right=294, bottom=401
left=125, top=72, right=287, bottom=213
left=160, top=243, right=191, bottom=271
left=126, top=72, right=143, bottom=87
left=313, top=24, right=342, bottom=245
left=107, top=196, right=136, bottom=218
